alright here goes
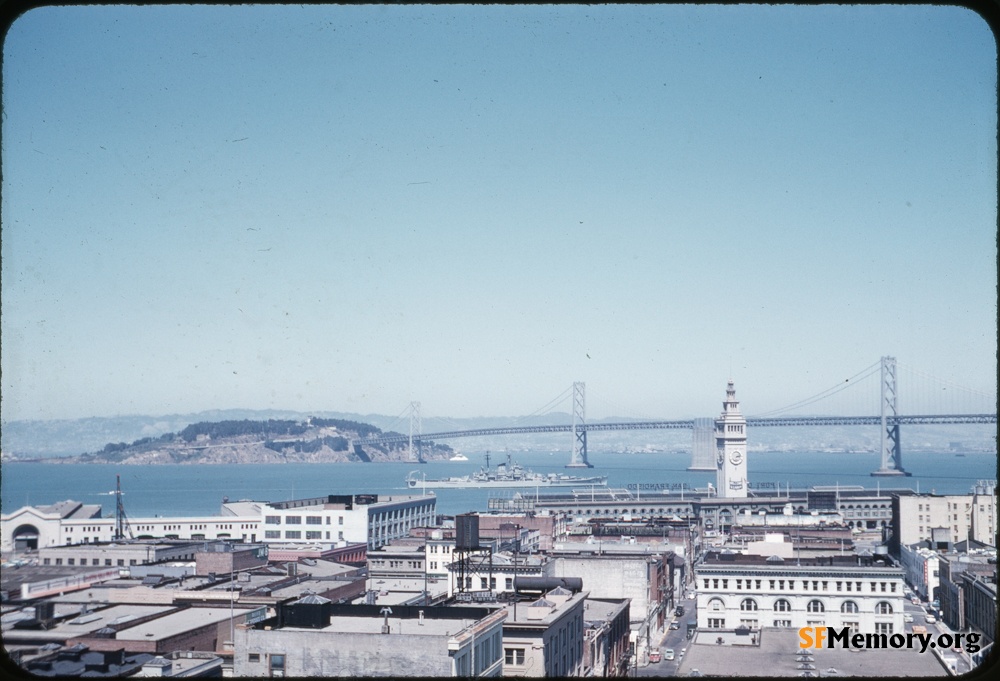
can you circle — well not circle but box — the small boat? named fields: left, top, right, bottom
left=448, top=453, right=470, bottom=462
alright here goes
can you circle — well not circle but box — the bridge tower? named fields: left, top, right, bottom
left=566, top=382, right=592, bottom=468
left=409, top=401, right=424, bottom=464
left=715, top=380, right=748, bottom=497
left=872, top=356, right=910, bottom=476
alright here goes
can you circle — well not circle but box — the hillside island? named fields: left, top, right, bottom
left=42, top=418, right=452, bottom=465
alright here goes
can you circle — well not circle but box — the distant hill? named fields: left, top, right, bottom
left=0, top=411, right=452, bottom=463
left=10, top=416, right=454, bottom=465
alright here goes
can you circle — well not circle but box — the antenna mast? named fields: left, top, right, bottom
left=114, top=474, right=133, bottom=540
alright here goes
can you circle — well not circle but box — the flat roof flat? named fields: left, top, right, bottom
left=320, top=615, right=476, bottom=637
left=3, top=604, right=173, bottom=643
left=115, top=606, right=254, bottom=642
left=677, top=627, right=948, bottom=677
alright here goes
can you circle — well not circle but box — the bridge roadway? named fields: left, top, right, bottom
left=358, top=413, right=997, bottom=446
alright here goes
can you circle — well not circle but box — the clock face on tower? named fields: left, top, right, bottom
left=730, top=450, right=744, bottom=465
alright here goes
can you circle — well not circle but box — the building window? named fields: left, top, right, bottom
left=773, top=620, right=792, bottom=628
left=876, top=601, right=893, bottom=615
left=285, top=516, right=301, bottom=525
left=284, top=531, right=301, bottom=539
left=249, top=654, right=260, bottom=662
left=269, top=654, right=285, bottom=678
left=306, top=531, right=322, bottom=540
left=708, top=618, right=725, bottom=629
left=875, top=622, right=893, bottom=635
left=709, top=598, right=725, bottom=612
left=505, top=648, right=525, bottom=665
left=740, top=598, right=758, bottom=612
left=774, top=599, right=791, bottom=612
left=265, top=516, right=281, bottom=525
left=807, top=600, right=824, bottom=613
left=841, top=601, right=859, bottom=614
left=306, top=516, right=322, bottom=525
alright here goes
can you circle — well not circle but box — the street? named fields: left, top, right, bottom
left=635, top=594, right=696, bottom=677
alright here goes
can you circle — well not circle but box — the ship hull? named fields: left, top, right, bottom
left=407, top=476, right=608, bottom=489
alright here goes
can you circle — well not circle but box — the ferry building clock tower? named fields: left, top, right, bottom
left=715, top=380, right=748, bottom=498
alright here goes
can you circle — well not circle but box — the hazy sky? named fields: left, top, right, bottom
left=2, top=4, right=996, bottom=423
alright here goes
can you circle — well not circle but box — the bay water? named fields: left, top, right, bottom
left=1, top=450, right=994, bottom=519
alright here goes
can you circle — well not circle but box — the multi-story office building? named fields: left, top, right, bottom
left=259, top=494, right=436, bottom=549
left=546, top=545, right=673, bottom=664
left=898, top=543, right=940, bottom=599
left=499, top=587, right=589, bottom=678
left=694, top=552, right=905, bottom=634
left=890, top=487, right=997, bottom=555
left=937, top=548, right=997, bottom=640
left=237, top=599, right=507, bottom=677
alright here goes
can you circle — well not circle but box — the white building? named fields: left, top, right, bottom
left=259, top=494, right=436, bottom=549
left=891, top=486, right=997, bottom=552
left=695, top=552, right=905, bottom=635
left=2, top=493, right=436, bottom=553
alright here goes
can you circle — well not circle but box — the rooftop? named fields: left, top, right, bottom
left=320, top=614, right=476, bottom=637
left=113, top=606, right=256, bottom=642
left=677, top=627, right=947, bottom=677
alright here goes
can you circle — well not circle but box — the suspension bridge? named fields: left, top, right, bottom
left=357, top=357, right=996, bottom=477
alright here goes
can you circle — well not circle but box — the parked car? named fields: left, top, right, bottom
left=649, top=649, right=662, bottom=663
left=675, top=605, right=686, bottom=617
left=664, top=649, right=675, bottom=661
left=925, top=615, right=937, bottom=624
left=911, top=597, right=921, bottom=604
left=904, top=614, right=914, bottom=623
left=670, top=621, right=681, bottom=630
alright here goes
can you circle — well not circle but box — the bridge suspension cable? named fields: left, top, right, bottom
left=750, top=360, right=882, bottom=418
left=896, top=361, right=997, bottom=415
left=510, top=385, right=575, bottom=424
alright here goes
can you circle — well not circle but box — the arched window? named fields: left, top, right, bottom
left=740, top=598, right=758, bottom=612
left=709, top=598, right=725, bottom=612
left=876, top=601, right=893, bottom=615
left=807, top=600, right=825, bottom=613
left=774, top=599, right=791, bottom=612
left=841, top=601, right=859, bottom=614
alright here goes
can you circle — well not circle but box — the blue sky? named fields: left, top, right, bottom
left=1, top=4, right=996, bottom=422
